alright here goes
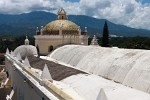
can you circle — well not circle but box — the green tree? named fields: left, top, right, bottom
left=102, top=20, right=109, bottom=47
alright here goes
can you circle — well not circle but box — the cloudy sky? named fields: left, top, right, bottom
left=0, top=0, right=150, bottom=30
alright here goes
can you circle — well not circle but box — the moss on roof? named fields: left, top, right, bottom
left=28, top=56, right=85, bottom=81
left=43, top=20, right=79, bottom=32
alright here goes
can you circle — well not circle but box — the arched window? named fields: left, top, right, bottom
left=48, top=45, right=53, bottom=52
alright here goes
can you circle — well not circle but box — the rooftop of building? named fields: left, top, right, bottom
left=49, top=45, right=150, bottom=94
left=27, top=56, right=85, bottom=81
left=5, top=44, right=150, bottom=100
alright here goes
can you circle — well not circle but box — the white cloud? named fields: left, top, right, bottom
left=0, top=0, right=149, bottom=30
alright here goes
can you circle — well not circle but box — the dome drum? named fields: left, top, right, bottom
left=43, top=30, right=59, bottom=35
left=43, top=30, right=79, bottom=35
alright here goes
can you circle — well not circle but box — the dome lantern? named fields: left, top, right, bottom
left=57, top=8, right=67, bottom=20
left=25, top=36, right=29, bottom=45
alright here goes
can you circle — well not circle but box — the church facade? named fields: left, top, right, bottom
left=34, top=8, right=88, bottom=55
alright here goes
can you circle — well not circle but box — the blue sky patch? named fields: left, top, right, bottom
left=64, top=0, right=80, bottom=2
left=140, top=0, right=150, bottom=4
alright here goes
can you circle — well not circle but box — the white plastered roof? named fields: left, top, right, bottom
left=14, top=45, right=37, bottom=59
left=49, top=45, right=150, bottom=94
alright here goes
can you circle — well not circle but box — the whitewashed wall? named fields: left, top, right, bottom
left=5, top=57, right=55, bottom=100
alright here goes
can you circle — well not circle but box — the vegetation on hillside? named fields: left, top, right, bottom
left=0, top=35, right=150, bottom=53
left=89, top=36, right=150, bottom=50
left=0, top=35, right=34, bottom=53
left=0, top=11, right=150, bottom=37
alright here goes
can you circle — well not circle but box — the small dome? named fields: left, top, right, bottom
left=14, top=45, right=37, bottom=59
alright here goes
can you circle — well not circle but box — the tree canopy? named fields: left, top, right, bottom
left=102, top=20, right=109, bottom=47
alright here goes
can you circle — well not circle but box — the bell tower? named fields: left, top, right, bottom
left=57, top=8, right=67, bottom=20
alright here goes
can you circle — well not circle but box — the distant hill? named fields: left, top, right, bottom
left=0, top=11, right=150, bottom=37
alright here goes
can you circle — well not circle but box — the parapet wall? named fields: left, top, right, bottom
left=49, top=45, right=150, bottom=93
left=5, top=52, right=81, bottom=100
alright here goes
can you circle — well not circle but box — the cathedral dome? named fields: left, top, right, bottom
left=42, top=8, right=79, bottom=35
left=43, top=20, right=79, bottom=34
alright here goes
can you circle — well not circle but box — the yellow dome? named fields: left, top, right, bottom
left=42, top=8, right=80, bottom=35
left=43, top=20, right=79, bottom=34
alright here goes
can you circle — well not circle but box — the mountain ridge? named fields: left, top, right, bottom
left=0, top=11, right=150, bottom=37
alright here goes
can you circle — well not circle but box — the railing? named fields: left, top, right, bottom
left=0, top=78, right=9, bottom=88
left=6, top=89, right=14, bottom=100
